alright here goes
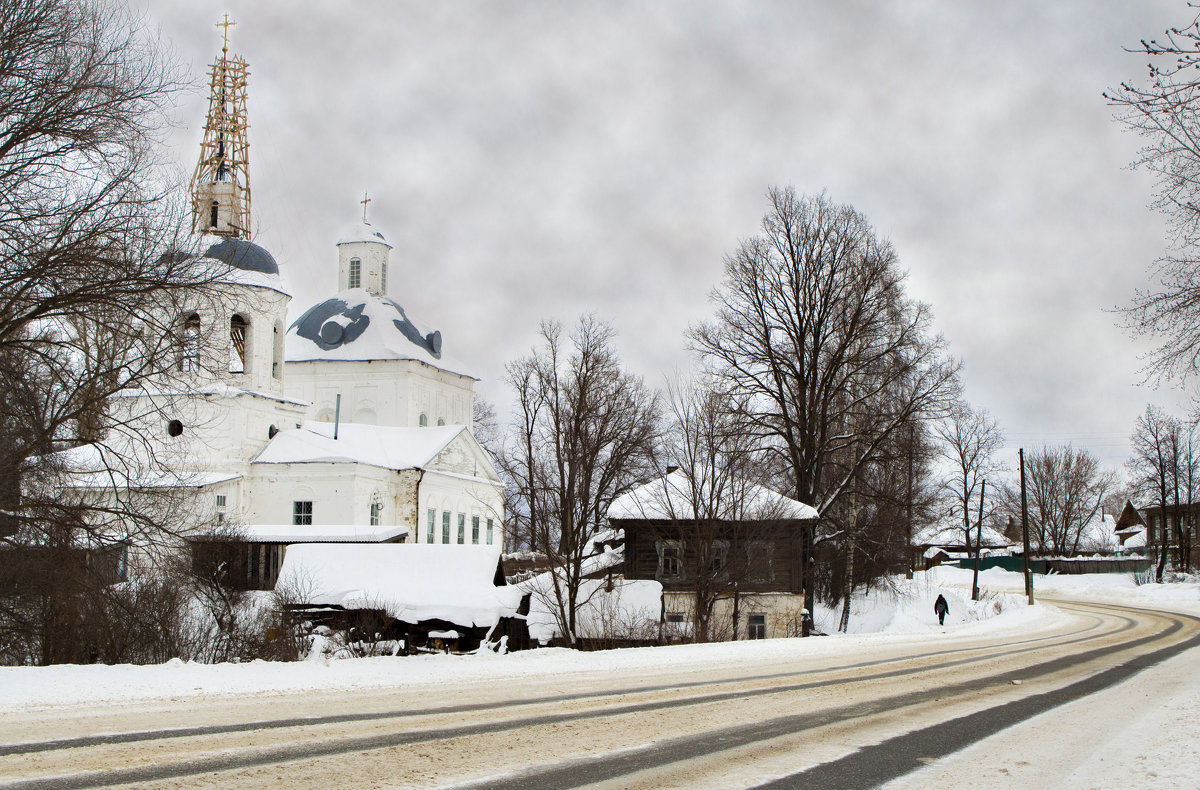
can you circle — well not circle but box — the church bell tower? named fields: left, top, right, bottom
left=190, top=15, right=252, bottom=238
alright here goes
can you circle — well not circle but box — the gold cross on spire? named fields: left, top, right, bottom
left=360, top=191, right=372, bottom=222
left=217, top=14, right=236, bottom=54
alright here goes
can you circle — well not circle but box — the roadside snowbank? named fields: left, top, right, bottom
left=0, top=568, right=1051, bottom=712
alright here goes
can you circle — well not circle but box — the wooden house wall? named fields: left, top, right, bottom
left=618, top=519, right=807, bottom=594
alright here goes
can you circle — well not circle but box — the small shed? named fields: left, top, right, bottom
left=275, top=543, right=526, bottom=652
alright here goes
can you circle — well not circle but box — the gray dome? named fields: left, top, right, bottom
left=204, top=237, right=279, bottom=275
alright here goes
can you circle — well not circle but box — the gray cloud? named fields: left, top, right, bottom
left=143, top=0, right=1193, bottom=475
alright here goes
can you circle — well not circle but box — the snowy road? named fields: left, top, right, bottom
left=0, top=599, right=1195, bottom=789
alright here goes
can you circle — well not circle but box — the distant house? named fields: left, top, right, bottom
left=608, top=469, right=818, bottom=641
left=1132, top=500, right=1198, bottom=567
left=1113, top=501, right=1147, bottom=552
left=911, top=515, right=1013, bottom=570
left=274, top=543, right=527, bottom=652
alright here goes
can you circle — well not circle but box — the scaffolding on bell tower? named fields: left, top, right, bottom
left=190, top=15, right=252, bottom=238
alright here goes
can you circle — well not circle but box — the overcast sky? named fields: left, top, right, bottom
left=141, top=0, right=1195, bottom=477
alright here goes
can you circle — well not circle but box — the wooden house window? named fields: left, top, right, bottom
left=746, top=540, right=775, bottom=583
left=656, top=540, right=683, bottom=581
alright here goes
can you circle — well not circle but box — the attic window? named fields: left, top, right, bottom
left=348, top=257, right=361, bottom=289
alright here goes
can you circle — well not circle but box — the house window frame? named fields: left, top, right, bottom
left=656, top=539, right=683, bottom=581
left=748, top=613, right=767, bottom=640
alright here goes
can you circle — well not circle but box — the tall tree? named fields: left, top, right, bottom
left=644, top=376, right=796, bottom=642
left=500, top=316, right=660, bottom=645
left=1107, top=9, right=1200, bottom=381
left=1126, top=405, right=1184, bottom=580
left=999, top=445, right=1117, bottom=558
left=0, top=0, right=220, bottom=663
left=690, top=188, right=960, bottom=631
left=936, top=406, right=1004, bottom=550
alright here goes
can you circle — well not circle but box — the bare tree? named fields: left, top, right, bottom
left=1126, top=405, right=1191, bottom=579
left=690, top=188, right=960, bottom=631
left=936, top=406, right=1004, bottom=549
left=499, top=316, right=660, bottom=646
left=644, top=376, right=797, bottom=642
left=1107, top=8, right=1200, bottom=381
left=0, top=0, right=232, bottom=663
left=999, top=445, right=1117, bottom=558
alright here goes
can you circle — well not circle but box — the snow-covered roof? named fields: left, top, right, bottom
left=252, top=421, right=465, bottom=471
left=216, top=524, right=409, bottom=543
left=912, top=519, right=1012, bottom=549
left=336, top=221, right=392, bottom=247
left=285, top=289, right=474, bottom=378
left=114, top=383, right=308, bottom=407
left=607, top=469, right=817, bottom=522
left=275, top=544, right=522, bottom=628
left=49, top=444, right=241, bottom=490
left=198, top=238, right=290, bottom=296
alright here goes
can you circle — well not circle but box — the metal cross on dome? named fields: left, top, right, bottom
left=360, top=191, right=372, bottom=222
left=217, top=14, right=236, bottom=53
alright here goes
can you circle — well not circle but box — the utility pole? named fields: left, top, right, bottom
left=1020, top=448, right=1034, bottom=605
left=972, top=478, right=985, bottom=601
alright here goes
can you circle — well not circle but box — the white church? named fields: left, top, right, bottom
left=104, top=25, right=505, bottom=591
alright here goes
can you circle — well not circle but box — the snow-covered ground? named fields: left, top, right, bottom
left=1, top=567, right=1197, bottom=787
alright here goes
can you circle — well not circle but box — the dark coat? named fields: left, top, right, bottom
left=934, top=594, right=949, bottom=615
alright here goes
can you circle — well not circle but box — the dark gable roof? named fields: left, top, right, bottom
left=204, top=237, right=279, bottom=275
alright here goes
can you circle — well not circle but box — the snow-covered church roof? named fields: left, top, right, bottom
left=252, top=421, right=467, bottom=470
left=336, top=221, right=392, bottom=248
left=285, top=289, right=474, bottom=378
left=194, top=237, right=289, bottom=295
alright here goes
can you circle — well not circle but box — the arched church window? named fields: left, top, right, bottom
left=230, top=314, right=248, bottom=374
left=437, top=418, right=445, bottom=426
left=419, top=413, right=428, bottom=427
left=209, top=201, right=219, bottom=229
left=180, top=313, right=201, bottom=372
left=370, top=495, right=383, bottom=526
left=381, top=261, right=387, bottom=294
left=272, top=320, right=283, bottom=380
left=348, top=258, right=361, bottom=289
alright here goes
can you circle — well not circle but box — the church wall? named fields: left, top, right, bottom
left=176, top=283, right=291, bottom=397
left=243, top=463, right=419, bottom=530
left=283, top=358, right=474, bottom=428
left=416, top=471, right=504, bottom=547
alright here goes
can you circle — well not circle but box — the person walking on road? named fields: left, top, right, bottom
left=934, top=594, right=949, bottom=626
